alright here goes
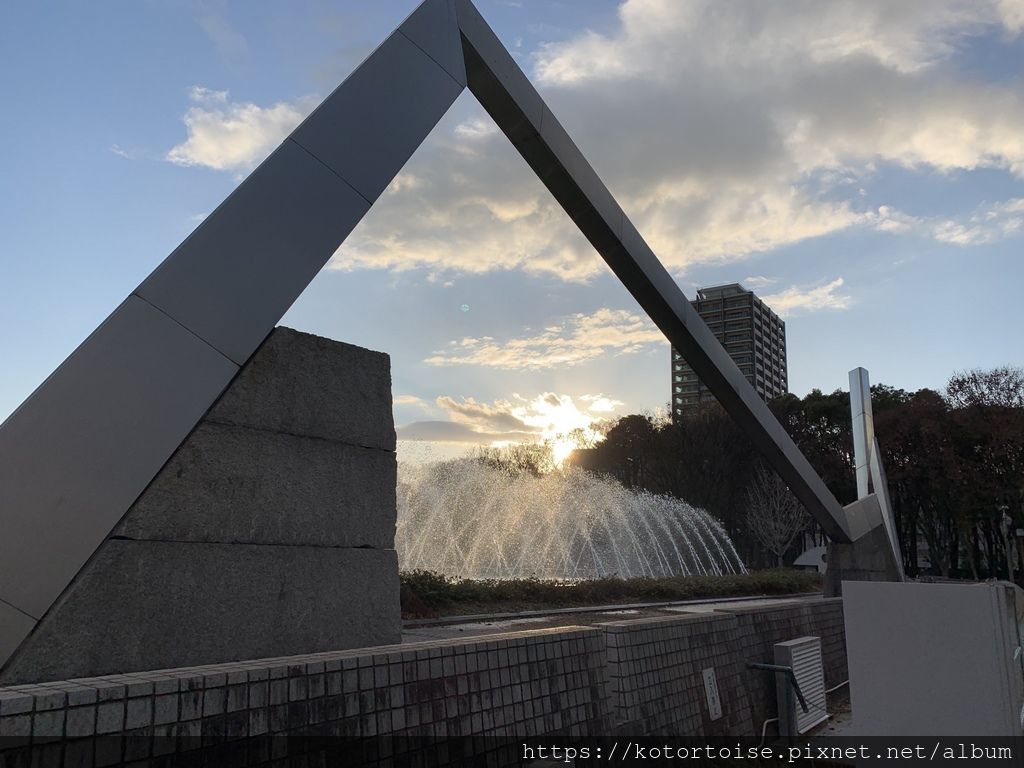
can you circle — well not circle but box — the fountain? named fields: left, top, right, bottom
left=396, top=458, right=746, bottom=580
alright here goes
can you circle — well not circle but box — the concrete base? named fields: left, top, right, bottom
left=1, top=328, right=400, bottom=684
left=824, top=524, right=903, bottom=597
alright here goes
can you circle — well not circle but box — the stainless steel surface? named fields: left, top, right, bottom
left=136, top=141, right=371, bottom=365
left=850, top=367, right=873, bottom=499
left=0, top=296, right=238, bottom=621
left=0, top=0, right=861, bottom=673
left=289, top=32, right=464, bottom=203
left=399, top=0, right=466, bottom=86
left=456, top=0, right=544, bottom=139
left=849, top=367, right=904, bottom=578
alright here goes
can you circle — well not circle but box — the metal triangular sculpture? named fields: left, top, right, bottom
left=849, top=367, right=905, bottom=579
left=0, top=0, right=899, bottom=673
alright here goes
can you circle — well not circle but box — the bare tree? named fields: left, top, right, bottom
left=474, top=443, right=555, bottom=476
left=946, top=366, right=1024, bottom=409
left=744, top=465, right=809, bottom=567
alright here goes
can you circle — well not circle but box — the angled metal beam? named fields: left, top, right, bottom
left=454, top=0, right=853, bottom=542
left=0, top=0, right=854, bottom=673
left=0, top=0, right=465, bottom=645
left=850, top=367, right=904, bottom=578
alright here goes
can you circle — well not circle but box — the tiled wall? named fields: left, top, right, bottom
left=721, top=598, right=847, bottom=731
left=0, top=600, right=845, bottom=764
left=602, top=613, right=755, bottom=738
left=0, top=626, right=608, bottom=766
left=600, top=599, right=846, bottom=738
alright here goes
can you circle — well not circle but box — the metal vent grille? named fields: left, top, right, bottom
left=775, top=636, right=829, bottom=736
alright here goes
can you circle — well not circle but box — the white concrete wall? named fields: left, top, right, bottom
left=844, top=580, right=1024, bottom=737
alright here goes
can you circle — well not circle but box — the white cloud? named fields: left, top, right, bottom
left=743, top=276, right=778, bottom=290
left=424, top=308, right=663, bottom=370
left=762, top=277, right=852, bottom=316
left=579, top=394, right=624, bottom=412
left=872, top=198, right=1024, bottom=245
left=170, top=1, right=1024, bottom=281
left=931, top=198, right=1024, bottom=245
left=454, top=117, right=498, bottom=140
left=166, top=87, right=314, bottom=172
left=435, top=395, right=532, bottom=433
left=996, top=0, right=1024, bottom=33
left=397, top=420, right=511, bottom=443
left=332, top=1, right=1023, bottom=280
left=393, top=394, right=427, bottom=406
left=385, top=174, right=424, bottom=195
left=398, top=392, right=622, bottom=445
left=535, top=0, right=1019, bottom=82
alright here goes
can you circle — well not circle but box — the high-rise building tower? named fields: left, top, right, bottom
left=672, top=283, right=788, bottom=418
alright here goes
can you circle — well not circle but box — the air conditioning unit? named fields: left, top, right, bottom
left=775, top=636, right=829, bottom=738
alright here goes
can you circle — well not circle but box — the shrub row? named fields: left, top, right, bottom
left=400, top=569, right=823, bottom=618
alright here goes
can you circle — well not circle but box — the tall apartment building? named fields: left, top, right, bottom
left=671, top=283, right=788, bottom=418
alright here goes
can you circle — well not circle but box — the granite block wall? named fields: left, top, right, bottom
left=0, top=328, right=401, bottom=685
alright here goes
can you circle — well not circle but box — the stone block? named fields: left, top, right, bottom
left=206, top=328, right=395, bottom=450
left=113, top=422, right=396, bottom=548
left=0, top=541, right=400, bottom=685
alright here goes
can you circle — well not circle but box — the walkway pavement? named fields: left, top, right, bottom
left=401, top=592, right=823, bottom=643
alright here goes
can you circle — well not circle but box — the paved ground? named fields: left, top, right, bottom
left=401, top=593, right=823, bottom=643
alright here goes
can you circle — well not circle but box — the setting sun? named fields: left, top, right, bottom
left=502, top=392, right=613, bottom=468
left=548, top=434, right=579, bottom=467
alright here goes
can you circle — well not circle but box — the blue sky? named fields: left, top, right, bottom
left=1, top=0, right=1022, bottom=459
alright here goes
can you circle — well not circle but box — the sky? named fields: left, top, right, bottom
left=1, top=0, right=1022, bottom=462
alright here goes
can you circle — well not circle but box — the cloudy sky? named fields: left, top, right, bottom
left=1, top=0, right=1022, bottom=461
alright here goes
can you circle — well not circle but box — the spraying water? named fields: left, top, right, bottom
left=396, top=458, right=746, bottom=580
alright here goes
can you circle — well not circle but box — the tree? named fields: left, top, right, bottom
left=875, top=389, right=961, bottom=576
left=576, top=414, right=659, bottom=488
left=744, top=465, right=809, bottom=567
left=945, top=367, right=1024, bottom=578
left=569, top=366, right=1024, bottom=577
left=769, top=389, right=856, bottom=508
left=655, top=403, right=758, bottom=545
left=475, top=443, right=554, bottom=476
left=946, top=366, right=1024, bottom=409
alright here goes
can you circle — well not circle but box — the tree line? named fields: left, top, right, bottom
left=568, top=366, right=1024, bottom=578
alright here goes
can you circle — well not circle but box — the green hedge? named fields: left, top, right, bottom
left=400, top=569, right=823, bottom=617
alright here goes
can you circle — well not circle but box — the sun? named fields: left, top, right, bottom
left=486, top=392, right=616, bottom=471
left=548, top=434, right=578, bottom=468
left=535, top=407, right=604, bottom=469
